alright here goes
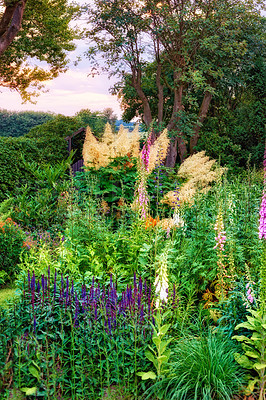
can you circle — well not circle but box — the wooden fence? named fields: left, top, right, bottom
left=71, top=159, right=84, bottom=175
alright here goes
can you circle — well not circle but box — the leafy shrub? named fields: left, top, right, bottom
left=0, top=134, right=70, bottom=202
left=0, top=218, right=26, bottom=284
left=10, top=157, right=72, bottom=232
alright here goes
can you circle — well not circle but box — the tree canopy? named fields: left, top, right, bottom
left=0, top=0, right=78, bottom=101
left=83, top=0, right=265, bottom=165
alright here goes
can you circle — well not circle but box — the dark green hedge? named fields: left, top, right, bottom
left=0, top=135, right=68, bottom=202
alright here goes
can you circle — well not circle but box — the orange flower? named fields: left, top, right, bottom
left=145, top=216, right=159, bottom=229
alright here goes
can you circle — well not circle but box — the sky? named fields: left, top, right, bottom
left=0, top=1, right=123, bottom=118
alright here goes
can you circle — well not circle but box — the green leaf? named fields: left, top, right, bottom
left=29, top=365, right=40, bottom=380
left=152, top=336, right=160, bottom=347
left=246, top=378, right=259, bottom=394
left=232, top=335, right=249, bottom=342
left=245, top=351, right=260, bottom=359
left=20, top=387, right=37, bottom=395
left=234, top=353, right=254, bottom=369
left=160, top=338, right=173, bottom=354
left=145, top=350, right=156, bottom=364
left=253, top=363, right=266, bottom=370
left=137, top=371, right=157, bottom=380
left=235, top=322, right=256, bottom=331
left=157, top=355, right=168, bottom=363
left=159, top=324, right=171, bottom=336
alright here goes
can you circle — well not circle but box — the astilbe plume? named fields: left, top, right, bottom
left=161, top=151, right=226, bottom=206
left=82, top=123, right=140, bottom=169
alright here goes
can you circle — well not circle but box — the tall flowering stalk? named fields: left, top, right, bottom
left=133, top=134, right=152, bottom=219
left=214, top=208, right=227, bottom=299
left=154, top=246, right=169, bottom=308
left=258, top=145, right=266, bottom=310
left=132, top=129, right=169, bottom=220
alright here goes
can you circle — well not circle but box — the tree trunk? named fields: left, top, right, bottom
left=165, top=137, right=178, bottom=167
left=165, top=135, right=187, bottom=167
left=156, top=62, right=164, bottom=124
left=0, top=1, right=27, bottom=56
left=132, top=69, right=153, bottom=127
left=189, top=89, right=213, bottom=154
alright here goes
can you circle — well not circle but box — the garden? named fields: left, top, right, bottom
left=0, top=123, right=266, bottom=400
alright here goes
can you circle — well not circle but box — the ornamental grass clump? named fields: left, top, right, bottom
left=0, top=270, right=178, bottom=398
left=144, top=331, right=244, bottom=400
left=161, top=151, right=225, bottom=206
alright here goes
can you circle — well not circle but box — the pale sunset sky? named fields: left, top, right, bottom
left=0, top=0, right=123, bottom=118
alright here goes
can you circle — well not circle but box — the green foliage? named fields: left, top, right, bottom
left=233, top=309, right=266, bottom=399
left=0, top=109, right=54, bottom=138
left=197, top=53, right=266, bottom=169
left=0, top=0, right=79, bottom=100
left=138, top=311, right=173, bottom=382
left=0, top=136, right=41, bottom=202
left=76, top=108, right=117, bottom=136
left=76, top=156, right=137, bottom=205
left=0, top=219, right=26, bottom=284
left=10, top=156, right=72, bottom=231
left=145, top=331, right=244, bottom=400
left=0, top=273, right=159, bottom=398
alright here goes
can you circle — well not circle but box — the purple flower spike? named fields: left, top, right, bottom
left=31, top=272, right=35, bottom=292
left=37, top=280, right=40, bottom=294
left=139, top=276, right=143, bottom=294
left=33, top=315, right=36, bottom=334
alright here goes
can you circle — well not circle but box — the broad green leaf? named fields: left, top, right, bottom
left=245, top=351, right=260, bottom=358
left=159, top=324, right=171, bottom=336
left=235, top=322, right=256, bottom=331
left=232, top=335, right=248, bottom=342
left=152, top=336, right=160, bottom=346
left=253, top=363, right=266, bottom=370
left=29, top=365, right=40, bottom=380
left=20, top=387, right=37, bottom=395
left=246, top=316, right=256, bottom=326
left=145, top=350, right=156, bottom=364
left=246, top=378, right=258, bottom=394
left=234, top=353, right=254, bottom=369
left=157, top=355, right=168, bottom=363
left=160, top=338, right=173, bottom=354
left=137, top=371, right=157, bottom=380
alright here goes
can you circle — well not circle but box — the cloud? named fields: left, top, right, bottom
left=0, top=68, right=122, bottom=117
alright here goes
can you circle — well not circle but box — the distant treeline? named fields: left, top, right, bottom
left=0, top=110, right=55, bottom=137
left=0, top=108, right=133, bottom=138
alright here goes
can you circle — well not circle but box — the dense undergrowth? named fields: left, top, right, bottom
left=0, top=143, right=265, bottom=399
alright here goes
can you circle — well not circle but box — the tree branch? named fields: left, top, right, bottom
left=0, top=1, right=27, bottom=56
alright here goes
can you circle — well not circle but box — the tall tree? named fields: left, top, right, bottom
left=83, top=0, right=264, bottom=165
left=0, top=0, right=78, bottom=101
